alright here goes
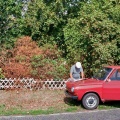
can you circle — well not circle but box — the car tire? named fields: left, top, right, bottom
left=82, top=93, right=99, bottom=110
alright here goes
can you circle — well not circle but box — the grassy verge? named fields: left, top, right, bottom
left=0, top=90, right=120, bottom=116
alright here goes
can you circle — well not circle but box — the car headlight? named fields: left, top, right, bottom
left=71, top=87, right=74, bottom=92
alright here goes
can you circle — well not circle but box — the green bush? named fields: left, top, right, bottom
left=31, top=44, right=69, bottom=80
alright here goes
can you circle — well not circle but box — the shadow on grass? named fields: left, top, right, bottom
left=64, top=97, right=120, bottom=110
left=63, top=97, right=84, bottom=112
left=64, top=97, right=81, bottom=107
left=99, top=101, right=120, bottom=109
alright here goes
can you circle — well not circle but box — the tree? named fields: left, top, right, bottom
left=64, top=0, right=120, bottom=76
left=0, top=0, right=23, bottom=50
left=19, top=0, right=120, bottom=77
left=22, top=0, right=82, bottom=47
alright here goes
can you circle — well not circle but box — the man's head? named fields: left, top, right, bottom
left=75, top=62, right=81, bottom=68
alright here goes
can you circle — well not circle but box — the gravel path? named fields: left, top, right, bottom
left=0, top=108, right=120, bottom=120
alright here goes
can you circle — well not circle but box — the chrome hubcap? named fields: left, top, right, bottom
left=86, top=96, right=97, bottom=108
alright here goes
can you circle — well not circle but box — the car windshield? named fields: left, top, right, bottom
left=93, top=67, right=112, bottom=80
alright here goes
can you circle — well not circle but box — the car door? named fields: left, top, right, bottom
left=103, top=69, right=120, bottom=100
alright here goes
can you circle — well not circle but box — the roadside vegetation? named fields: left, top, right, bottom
left=0, top=36, right=69, bottom=80
left=0, top=89, right=120, bottom=116
left=0, top=0, right=120, bottom=115
left=0, top=0, right=120, bottom=79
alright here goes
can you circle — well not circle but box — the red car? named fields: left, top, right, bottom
left=65, top=66, right=120, bottom=110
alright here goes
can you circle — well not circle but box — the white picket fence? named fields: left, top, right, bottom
left=0, top=78, right=67, bottom=90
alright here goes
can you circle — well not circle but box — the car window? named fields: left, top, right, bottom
left=110, top=69, right=120, bottom=81
left=93, top=67, right=112, bottom=80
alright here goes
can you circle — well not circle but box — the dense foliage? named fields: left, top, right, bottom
left=0, top=0, right=120, bottom=78
left=0, top=36, right=68, bottom=79
left=0, top=0, right=23, bottom=49
left=64, top=0, right=120, bottom=75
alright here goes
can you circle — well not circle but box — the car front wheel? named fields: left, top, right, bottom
left=82, top=93, right=99, bottom=110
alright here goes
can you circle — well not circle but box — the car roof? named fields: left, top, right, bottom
left=105, top=66, right=120, bottom=69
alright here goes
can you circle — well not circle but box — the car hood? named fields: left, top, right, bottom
left=66, top=78, right=103, bottom=88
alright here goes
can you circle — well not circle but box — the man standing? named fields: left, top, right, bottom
left=70, top=62, right=84, bottom=80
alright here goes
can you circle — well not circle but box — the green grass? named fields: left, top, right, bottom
left=65, top=106, right=78, bottom=112
left=98, top=101, right=120, bottom=110
left=0, top=102, right=120, bottom=116
left=0, top=107, right=55, bottom=116
left=0, top=107, right=79, bottom=116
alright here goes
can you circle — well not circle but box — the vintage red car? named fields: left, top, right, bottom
left=65, top=66, right=120, bottom=110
